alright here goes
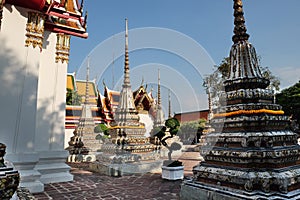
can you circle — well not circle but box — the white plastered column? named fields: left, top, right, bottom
left=1, top=5, right=44, bottom=193
left=34, top=31, right=73, bottom=184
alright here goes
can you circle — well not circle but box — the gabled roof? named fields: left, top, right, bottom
left=133, top=85, right=154, bottom=112
left=104, top=86, right=120, bottom=106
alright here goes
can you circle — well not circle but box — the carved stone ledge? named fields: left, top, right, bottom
left=193, top=165, right=300, bottom=194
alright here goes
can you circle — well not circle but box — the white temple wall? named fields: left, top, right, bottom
left=35, top=31, right=67, bottom=152
left=35, top=31, right=73, bottom=184
left=0, top=4, right=73, bottom=192
left=0, top=5, right=43, bottom=192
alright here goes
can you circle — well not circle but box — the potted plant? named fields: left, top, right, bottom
left=152, top=118, right=184, bottom=180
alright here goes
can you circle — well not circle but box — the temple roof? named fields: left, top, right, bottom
left=133, top=85, right=154, bottom=112
left=45, top=0, right=88, bottom=38
left=66, top=74, right=98, bottom=105
left=6, top=0, right=88, bottom=38
left=6, top=0, right=46, bottom=11
left=76, top=80, right=97, bottom=98
left=104, top=87, right=120, bottom=106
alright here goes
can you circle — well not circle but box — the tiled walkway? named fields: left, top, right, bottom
left=33, top=150, right=201, bottom=200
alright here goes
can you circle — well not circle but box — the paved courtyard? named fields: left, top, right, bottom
left=33, top=149, right=201, bottom=200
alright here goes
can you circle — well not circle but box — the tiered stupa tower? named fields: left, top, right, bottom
left=67, top=59, right=100, bottom=160
left=110, top=19, right=155, bottom=158
left=181, top=0, right=300, bottom=199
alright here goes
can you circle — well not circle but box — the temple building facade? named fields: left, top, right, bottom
left=0, top=0, right=87, bottom=193
left=65, top=73, right=159, bottom=148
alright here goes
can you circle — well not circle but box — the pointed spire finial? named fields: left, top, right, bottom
left=85, top=57, right=90, bottom=104
left=232, top=0, right=249, bottom=43
left=157, top=68, right=161, bottom=108
left=123, top=18, right=131, bottom=87
left=168, top=89, right=172, bottom=119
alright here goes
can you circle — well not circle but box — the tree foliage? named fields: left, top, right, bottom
left=178, top=119, right=206, bottom=144
left=66, top=88, right=82, bottom=105
left=94, top=123, right=109, bottom=135
left=276, top=80, right=300, bottom=127
left=179, top=119, right=206, bottom=134
left=261, top=67, right=280, bottom=91
left=203, top=57, right=281, bottom=108
left=152, top=118, right=182, bottom=164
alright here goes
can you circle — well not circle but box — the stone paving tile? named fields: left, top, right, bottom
left=33, top=150, right=200, bottom=200
left=33, top=171, right=182, bottom=200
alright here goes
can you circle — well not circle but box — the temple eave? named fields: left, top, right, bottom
left=47, top=10, right=83, bottom=20
left=6, top=0, right=46, bottom=11
left=46, top=25, right=88, bottom=38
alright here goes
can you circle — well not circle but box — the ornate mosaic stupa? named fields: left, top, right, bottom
left=109, top=19, right=155, bottom=159
left=0, top=143, right=20, bottom=199
left=181, top=0, right=300, bottom=199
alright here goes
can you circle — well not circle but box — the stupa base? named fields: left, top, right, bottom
left=90, top=151, right=162, bottom=176
left=89, top=160, right=162, bottom=176
left=180, top=180, right=300, bottom=200
left=67, top=153, right=99, bottom=162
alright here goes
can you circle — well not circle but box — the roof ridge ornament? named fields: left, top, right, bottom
left=232, top=0, right=250, bottom=43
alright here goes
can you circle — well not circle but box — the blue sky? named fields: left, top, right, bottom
left=68, top=0, right=300, bottom=114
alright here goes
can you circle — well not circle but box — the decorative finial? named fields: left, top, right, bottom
left=84, top=11, right=88, bottom=29
left=102, top=79, right=106, bottom=87
left=232, top=0, right=249, bottom=43
left=80, top=0, right=84, bottom=13
left=157, top=68, right=161, bottom=108
left=140, top=77, right=144, bottom=86
left=123, top=18, right=131, bottom=87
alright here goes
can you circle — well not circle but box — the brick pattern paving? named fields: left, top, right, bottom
left=33, top=150, right=200, bottom=200
left=34, top=171, right=181, bottom=200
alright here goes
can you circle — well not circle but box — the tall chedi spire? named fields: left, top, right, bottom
left=181, top=1, right=300, bottom=199
left=111, top=19, right=155, bottom=158
left=114, top=18, right=137, bottom=120
left=154, top=68, right=165, bottom=127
